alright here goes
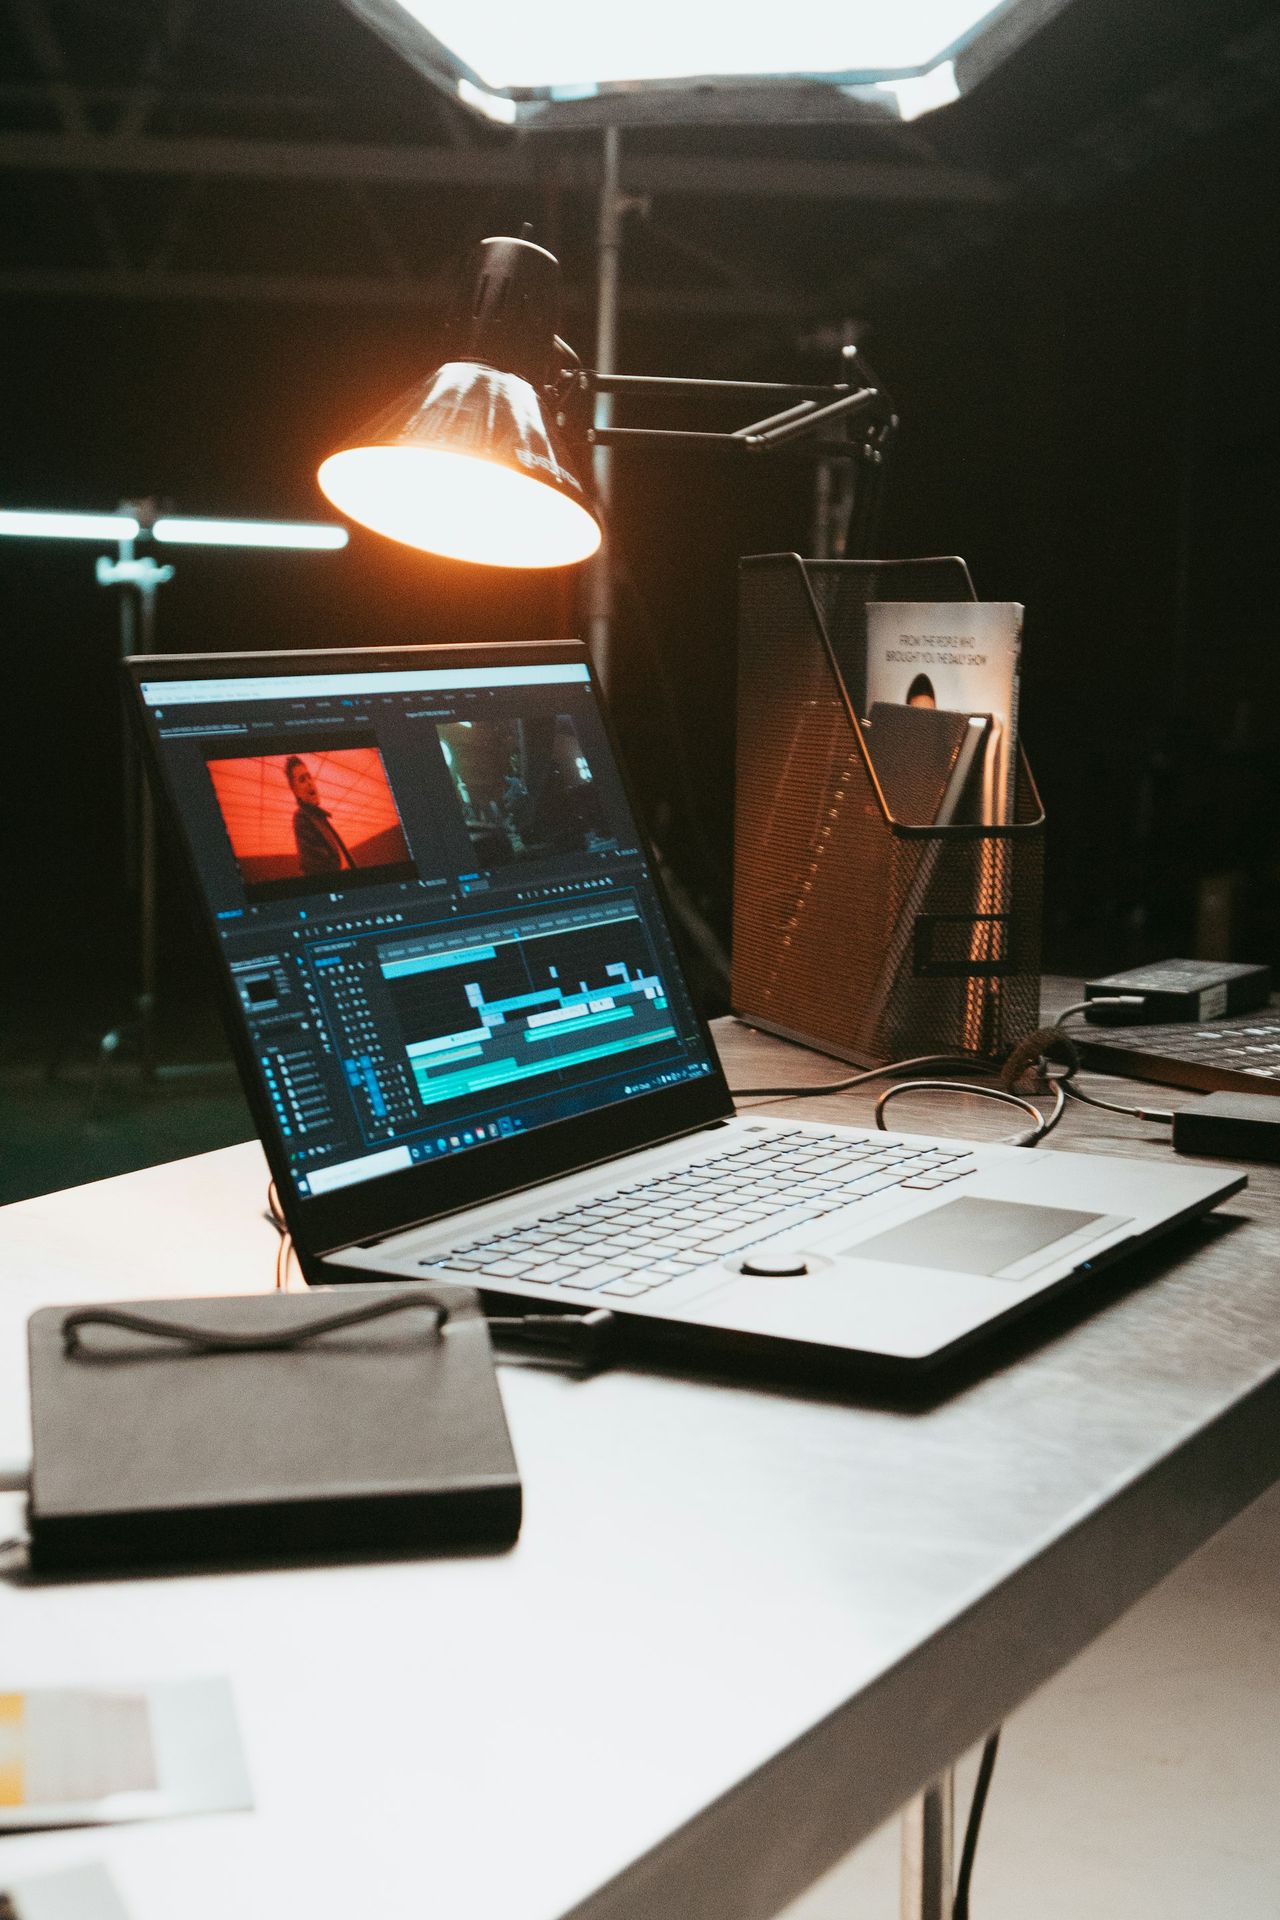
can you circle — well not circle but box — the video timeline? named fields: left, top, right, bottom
left=378, top=903, right=676, bottom=1118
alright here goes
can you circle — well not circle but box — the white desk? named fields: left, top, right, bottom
left=4, top=1017, right=1280, bottom=1919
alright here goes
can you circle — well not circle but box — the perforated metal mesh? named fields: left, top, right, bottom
left=732, top=554, right=1043, bottom=1065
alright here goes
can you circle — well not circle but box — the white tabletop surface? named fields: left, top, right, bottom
left=4, top=1020, right=1280, bottom=1920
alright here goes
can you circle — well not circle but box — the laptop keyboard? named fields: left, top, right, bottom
left=421, top=1129, right=977, bottom=1299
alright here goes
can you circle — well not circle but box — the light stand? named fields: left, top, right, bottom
left=93, top=503, right=175, bottom=1089
left=0, top=503, right=348, bottom=1098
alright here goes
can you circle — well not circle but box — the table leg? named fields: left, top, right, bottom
left=900, top=1770, right=954, bottom=1920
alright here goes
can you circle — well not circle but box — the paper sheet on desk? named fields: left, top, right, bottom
left=0, top=1677, right=251, bottom=1832
left=0, top=1863, right=131, bottom=1920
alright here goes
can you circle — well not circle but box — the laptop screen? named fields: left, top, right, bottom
left=135, top=648, right=722, bottom=1224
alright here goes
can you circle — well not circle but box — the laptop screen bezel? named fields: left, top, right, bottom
left=124, top=639, right=734, bottom=1256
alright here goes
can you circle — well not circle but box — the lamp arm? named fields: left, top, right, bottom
left=569, top=359, right=895, bottom=460
left=730, top=398, right=821, bottom=439
left=587, top=389, right=895, bottom=458
left=744, top=383, right=883, bottom=449
left=588, top=426, right=778, bottom=451
left=585, top=372, right=854, bottom=400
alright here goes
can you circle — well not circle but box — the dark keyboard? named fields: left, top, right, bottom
left=422, top=1128, right=977, bottom=1299
left=1078, top=1005, right=1280, bottom=1096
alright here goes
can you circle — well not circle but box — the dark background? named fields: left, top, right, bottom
left=4, top=0, right=1280, bottom=1057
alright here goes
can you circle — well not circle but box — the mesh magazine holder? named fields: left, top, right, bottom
left=732, top=554, right=1044, bottom=1065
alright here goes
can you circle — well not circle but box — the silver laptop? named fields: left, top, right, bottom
left=126, top=642, right=1243, bottom=1376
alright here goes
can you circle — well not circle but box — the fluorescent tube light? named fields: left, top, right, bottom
left=151, top=518, right=349, bottom=550
left=0, top=509, right=141, bottom=542
left=0, top=511, right=348, bottom=550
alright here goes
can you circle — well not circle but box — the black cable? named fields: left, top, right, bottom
left=486, top=1307, right=616, bottom=1369
left=1032, top=1075, right=1070, bottom=1140
left=953, top=1730, right=1001, bottom=1920
left=1052, top=997, right=1139, bottom=1025
left=261, top=1183, right=617, bottom=1370
left=876, top=1079, right=1044, bottom=1139
left=1051, top=999, right=1175, bottom=1124
left=885, top=997, right=1174, bottom=1140
left=1060, top=1078, right=1174, bottom=1124
left=732, top=1052, right=1002, bottom=1101
left=875, top=1076, right=1067, bottom=1147
left=732, top=998, right=1160, bottom=1111
left=734, top=1049, right=1066, bottom=1146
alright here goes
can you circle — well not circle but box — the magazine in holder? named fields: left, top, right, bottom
left=733, top=553, right=1044, bottom=1066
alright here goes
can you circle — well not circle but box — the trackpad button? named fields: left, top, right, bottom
left=847, top=1196, right=1130, bottom=1282
left=740, top=1253, right=809, bottom=1277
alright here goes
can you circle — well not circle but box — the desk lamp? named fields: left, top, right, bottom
left=317, top=229, right=896, bottom=568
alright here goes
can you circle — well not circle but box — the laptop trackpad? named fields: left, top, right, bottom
left=846, top=1195, right=1128, bottom=1282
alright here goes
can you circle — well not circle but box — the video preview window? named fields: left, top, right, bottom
left=206, top=735, right=416, bottom=901
left=435, top=713, right=616, bottom=868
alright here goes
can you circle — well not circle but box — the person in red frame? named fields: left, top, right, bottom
left=285, top=755, right=355, bottom=875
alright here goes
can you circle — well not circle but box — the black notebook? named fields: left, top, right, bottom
left=864, top=702, right=989, bottom=827
left=26, top=1287, right=521, bottom=1572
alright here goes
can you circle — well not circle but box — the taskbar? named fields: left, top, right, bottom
left=294, top=1056, right=715, bottom=1197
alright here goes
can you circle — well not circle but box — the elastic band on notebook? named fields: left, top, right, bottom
left=61, top=1293, right=451, bottom=1357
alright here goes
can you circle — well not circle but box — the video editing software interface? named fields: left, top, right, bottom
left=141, top=659, right=717, bottom=1202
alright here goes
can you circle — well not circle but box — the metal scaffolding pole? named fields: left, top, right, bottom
left=586, top=123, right=623, bottom=697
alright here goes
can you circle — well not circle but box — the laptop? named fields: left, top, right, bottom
left=125, top=642, right=1244, bottom=1377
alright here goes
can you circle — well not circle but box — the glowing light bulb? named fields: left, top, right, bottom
left=318, top=446, right=601, bottom=569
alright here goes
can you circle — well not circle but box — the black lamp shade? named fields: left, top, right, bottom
left=318, top=236, right=601, bottom=569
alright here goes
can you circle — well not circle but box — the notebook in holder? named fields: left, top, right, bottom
left=26, top=1287, right=520, bottom=1572
left=863, top=703, right=989, bottom=828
